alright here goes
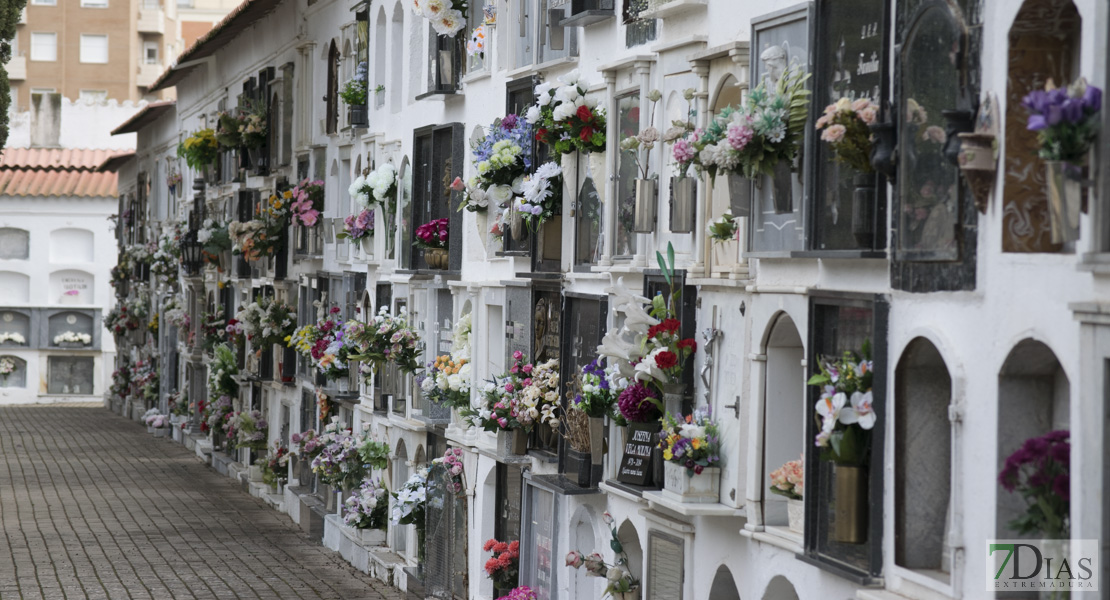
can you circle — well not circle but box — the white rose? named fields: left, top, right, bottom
left=525, top=105, right=542, bottom=123
left=536, top=93, right=552, bottom=108
left=535, top=81, right=554, bottom=97
left=487, top=184, right=513, bottom=205
left=559, top=69, right=581, bottom=86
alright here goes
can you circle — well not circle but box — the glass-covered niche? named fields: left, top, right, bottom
left=47, top=356, right=94, bottom=395
left=748, top=4, right=813, bottom=255
left=424, top=462, right=468, bottom=598
left=0, top=355, right=27, bottom=388
left=574, top=151, right=604, bottom=267
left=615, top=92, right=640, bottom=257
left=808, top=0, right=888, bottom=253
left=520, top=478, right=558, bottom=600
left=47, top=311, right=94, bottom=347
left=0, top=311, right=31, bottom=347
left=410, top=123, right=464, bottom=271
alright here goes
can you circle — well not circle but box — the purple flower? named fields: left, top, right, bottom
left=1082, top=85, right=1102, bottom=112
left=501, top=114, right=519, bottom=130
left=617, top=383, right=659, bottom=423
left=1053, top=474, right=1070, bottom=501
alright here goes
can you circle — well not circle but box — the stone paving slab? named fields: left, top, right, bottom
left=0, top=403, right=405, bottom=600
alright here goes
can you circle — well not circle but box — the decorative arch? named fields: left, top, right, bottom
left=0, top=355, right=28, bottom=388
left=1002, top=0, right=1081, bottom=252
left=894, top=337, right=952, bottom=574
left=709, top=565, right=741, bottom=600
left=375, top=6, right=388, bottom=108
left=762, top=575, right=799, bottom=600
left=760, top=311, right=805, bottom=528
left=997, top=338, right=1070, bottom=538
left=711, top=73, right=743, bottom=116
left=393, top=438, right=410, bottom=554
left=390, top=2, right=405, bottom=111
left=616, top=520, right=643, bottom=585
left=0, top=272, right=30, bottom=303
left=570, top=505, right=600, bottom=599
left=0, top=310, right=31, bottom=346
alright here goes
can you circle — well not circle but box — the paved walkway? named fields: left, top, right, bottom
left=0, top=403, right=405, bottom=600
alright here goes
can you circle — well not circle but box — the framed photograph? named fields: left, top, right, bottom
left=747, top=2, right=814, bottom=256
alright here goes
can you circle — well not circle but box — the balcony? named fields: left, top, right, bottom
left=137, top=7, right=165, bottom=35
left=8, top=54, right=25, bottom=81
left=137, top=62, right=162, bottom=88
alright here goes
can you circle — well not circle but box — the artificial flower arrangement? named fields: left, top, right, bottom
left=235, top=295, right=296, bottom=350
left=109, top=364, right=130, bottom=400
left=338, top=209, right=375, bottom=241
left=565, top=512, right=639, bottom=599
left=311, top=421, right=390, bottom=490
left=340, top=61, right=369, bottom=106
left=347, top=305, right=422, bottom=374
left=461, top=351, right=560, bottom=434
left=0, top=357, right=15, bottom=383
left=658, top=406, right=721, bottom=476
left=288, top=304, right=355, bottom=381
left=769, top=456, right=804, bottom=500
left=413, top=218, right=449, bottom=249
left=419, top=312, right=472, bottom=409
left=144, top=411, right=169, bottom=429
left=126, top=243, right=154, bottom=268
left=391, top=466, right=428, bottom=526
left=104, top=305, right=139, bottom=337
left=664, top=88, right=699, bottom=177
left=216, top=111, right=244, bottom=148
left=1022, top=77, right=1102, bottom=164
left=411, top=0, right=468, bottom=37
left=525, top=69, right=606, bottom=155
left=466, top=23, right=487, bottom=59
left=496, top=588, right=537, bottom=600
left=227, top=409, right=268, bottom=453
left=197, top=217, right=233, bottom=267
left=433, top=447, right=466, bottom=496
left=707, top=210, right=738, bottom=243
left=289, top=179, right=324, bottom=227
left=200, top=311, right=227, bottom=354
left=350, top=162, right=397, bottom=211
left=0, top=332, right=27, bottom=345
left=514, top=161, right=562, bottom=232
left=688, top=66, right=810, bottom=180
left=461, top=114, right=533, bottom=213
left=207, top=342, right=240, bottom=400
left=999, top=430, right=1070, bottom=538
left=238, top=103, right=268, bottom=149
left=483, top=538, right=521, bottom=592
left=815, top=97, right=879, bottom=173
left=618, top=89, right=662, bottom=179
left=177, top=128, right=218, bottom=169
left=150, top=225, right=183, bottom=283
left=204, top=395, right=234, bottom=439
left=133, top=357, right=159, bottom=403
left=572, top=357, right=628, bottom=424
left=166, top=170, right=182, bottom=190
left=53, top=331, right=92, bottom=346
left=344, top=477, right=389, bottom=530
left=168, top=388, right=189, bottom=417
left=807, top=340, right=875, bottom=466
left=229, top=192, right=290, bottom=262
left=258, top=441, right=290, bottom=488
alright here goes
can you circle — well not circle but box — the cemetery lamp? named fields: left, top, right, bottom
left=868, top=121, right=897, bottom=181
left=181, top=234, right=204, bottom=275
left=941, top=109, right=975, bottom=167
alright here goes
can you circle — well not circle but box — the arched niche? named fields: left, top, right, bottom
left=393, top=439, right=410, bottom=554
left=0, top=227, right=30, bottom=260
left=709, top=73, right=746, bottom=263
left=50, top=228, right=95, bottom=263
left=616, top=520, right=643, bottom=585
left=0, top=272, right=30, bottom=303
left=374, top=6, right=387, bottom=103
left=1002, top=0, right=1081, bottom=253
left=571, top=508, right=598, bottom=599
left=0, top=355, right=27, bottom=388
left=414, top=444, right=426, bottom=466
left=48, top=311, right=94, bottom=347
left=894, top=337, right=952, bottom=573
left=762, top=575, right=800, bottom=600
left=390, top=3, right=404, bottom=111
left=762, top=312, right=805, bottom=528
left=0, top=310, right=31, bottom=346
left=711, top=73, right=743, bottom=116
left=49, top=269, right=94, bottom=305
left=997, top=338, right=1070, bottom=538
left=393, top=155, right=412, bottom=263
left=709, top=565, right=742, bottom=600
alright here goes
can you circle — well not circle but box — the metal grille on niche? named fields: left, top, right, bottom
left=532, top=290, right=560, bottom=363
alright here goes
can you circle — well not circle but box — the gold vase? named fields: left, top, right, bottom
left=832, top=464, right=868, bottom=544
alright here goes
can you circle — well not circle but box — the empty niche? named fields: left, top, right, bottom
left=49, top=269, right=95, bottom=304
left=50, top=228, right=95, bottom=263
left=0, top=228, right=29, bottom=260
left=0, top=272, right=30, bottom=303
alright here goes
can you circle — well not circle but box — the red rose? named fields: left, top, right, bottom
left=655, top=350, right=678, bottom=369
left=661, top=318, right=681, bottom=333
left=536, top=128, right=548, bottom=141
left=579, top=126, right=594, bottom=142
left=576, top=105, right=592, bottom=121
left=677, top=338, right=697, bottom=353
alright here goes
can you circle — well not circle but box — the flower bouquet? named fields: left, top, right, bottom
left=340, top=61, right=369, bottom=106
left=999, top=430, right=1070, bottom=538
left=344, top=478, right=389, bottom=530
left=566, top=512, right=639, bottom=599
left=420, top=354, right=472, bottom=409
left=200, top=311, right=227, bottom=354
left=216, top=111, right=244, bottom=148
left=289, top=179, right=324, bottom=227
left=347, top=305, right=421, bottom=374
left=227, top=409, right=268, bottom=453
left=414, top=218, right=449, bottom=249
left=664, top=88, right=699, bottom=177
left=432, top=447, right=466, bottom=496
left=177, top=128, right=218, bottom=170
left=166, top=170, right=182, bottom=191
left=203, top=395, right=234, bottom=440
left=815, top=97, right=879, bottom=173
left=168, top=388, right=189, bottom=417
left=618, top=89, right=661, bottom=179
left=659, top=406, right=721, bottom=475
left=292, top=429, right=324, bottom=461
left=207, top=343, right=240, bottom=399
left=769, top=456, right=804, bottom=500
left=229, top=193, right=289, bottom=261
left=145, top=412, right=169, bottom=429
left=525, top=69, right=606, bottom=154
left=1, top=357, right=18, bottom=383
left=238, top=103, right=268, bottom=149
left=288, top=305, right=355, bottom=380
left=808, top=340, right=874, bottom=466
left=350, top=162, right=397, bottom=210
left=411, top=0, right=468, bottom=37
left=571, top=358, right=626, bottom=423
left=0, top=332, right=26, bottom=345
left=337, top=209, right=375, bottom=241
left=257, top=441, right=290, bottom=488
left=236, top=295, right=296, bottom=350
left=514, top=161, right=562, bottom=232
left=707, top=210, right=738, bottom=243
left=151, top=226, right=183, bottom=283
left=53, top=331, right=91, bottom=346
left=197, top=217, right=232, bottom=267
left=391, top=467, right=428, bottom=527
left=461, top=351, right=557, bottom=437
left=462, top=114, right=533, bottom=213
left=483, top=538, right=520, bottom=592
left=496, top=588, right=537, bottom=600
left=1022, top=77, right=1101, bottom=164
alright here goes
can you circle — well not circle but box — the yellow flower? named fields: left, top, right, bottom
left=691, top=438, right=702, bottom=450
left=663, top=450, right=673, bottom=461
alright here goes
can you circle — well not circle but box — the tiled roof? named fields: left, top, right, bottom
left=0, top=148, right=127, bottom=198
left=111, top=101, right=176, bottom=135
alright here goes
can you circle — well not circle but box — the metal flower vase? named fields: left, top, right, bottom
left=724, top=172, right=751, bottom=218
left=771, top=161, right=793, bottom=214
left=588, top=416, right=605, bottom=465
left=1045, top=161, right=1083, bottom=244
left=670, top=177, right=696, bottom=233
left=423, top=247, right=448, bottom=269
left=511, top=429, right=528, bottom=455
left=661, top=382, right=685, bottom=415
left=634, top=178, right=657, bottom=233
left=831, top=464, right=868, bottom=544
left=851, top=174, right=875, bottom=248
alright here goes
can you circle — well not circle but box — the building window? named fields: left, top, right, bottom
left=143, top=41, right=159, bottom=64
left=622, top=0, right=656, bottom=48
left=30, top=0, right=56, bottom=6
left=79, top=34, right=109, bottom=64
left=177, top=0, right=194, bottom=6
left=79, top=90, right=107, bottom=102
left=30, top=32, right=57, bottom=62
left=47, top=356, right=94, bottom=395
left=80, top=0, right=108, bottom=7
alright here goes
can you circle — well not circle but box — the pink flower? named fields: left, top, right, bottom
left=450, top=177, right=465, bottom=192
left=726, top=122, right=754, bottom=151
left=522, top=364, right=533, bottom=374
left=673, top=138, right=695, bottom=163
left=820, top=124, right=847, bottom=143
left=858, top=106, right=877, bottom=125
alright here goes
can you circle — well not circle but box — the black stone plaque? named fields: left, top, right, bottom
left=617, top=422, right=660, bottom=486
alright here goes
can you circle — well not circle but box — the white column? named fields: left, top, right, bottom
left=632, top=60, right=653, bottom=268
left=689, top=61, right=710, bottom=277
left=600, top=71, right=618, bottom=267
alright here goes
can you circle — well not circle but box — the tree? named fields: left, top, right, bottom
left=0, top=0, right=27, bottom=153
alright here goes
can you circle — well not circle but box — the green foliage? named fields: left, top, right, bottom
left=0, top=0, right=28, bottom=153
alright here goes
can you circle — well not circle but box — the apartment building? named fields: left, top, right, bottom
left=105, top=0, right=1110, bottom=598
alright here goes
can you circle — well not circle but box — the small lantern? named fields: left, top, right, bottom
left=181, top=233, right=204, bottom=275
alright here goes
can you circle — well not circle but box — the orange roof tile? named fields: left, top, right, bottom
left=0, top=148, right=124, bottom=197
